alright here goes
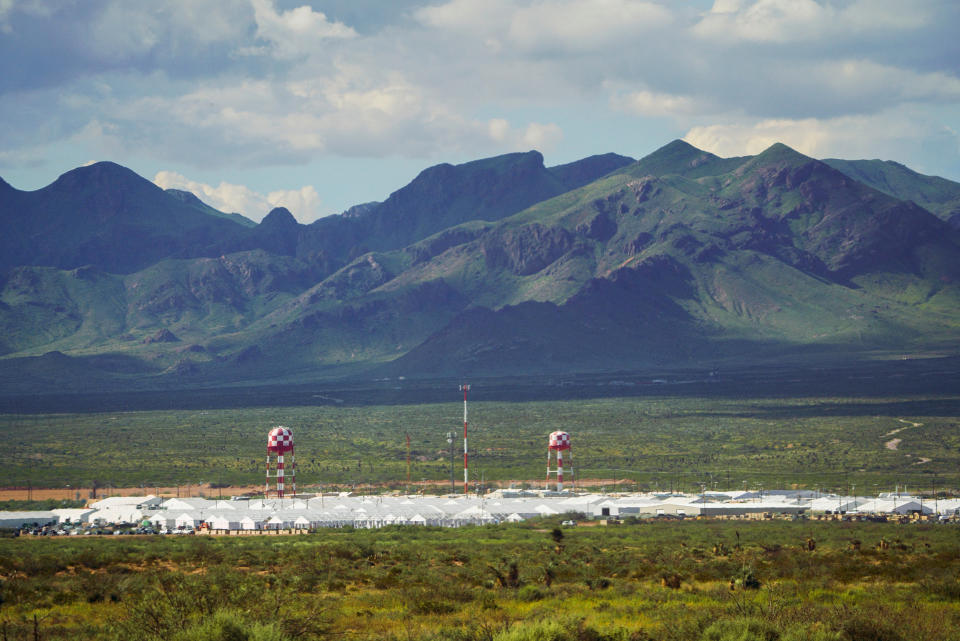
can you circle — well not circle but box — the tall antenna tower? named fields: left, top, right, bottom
left=460, top=384, right=470, bottom=494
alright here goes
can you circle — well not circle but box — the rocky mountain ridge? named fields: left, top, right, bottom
left=1, top=141, right=957, bottom=392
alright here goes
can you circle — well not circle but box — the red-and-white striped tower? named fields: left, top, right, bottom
left=266, top=426, right=296, bottom=498
left=460, top=384, right=470, bottom=494
left=547, top=431, right=572, bottom=492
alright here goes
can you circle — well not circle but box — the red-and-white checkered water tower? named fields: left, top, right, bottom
left=547, top=431, right=572, bottom=492
left=266, top=426, right=296, bottom=498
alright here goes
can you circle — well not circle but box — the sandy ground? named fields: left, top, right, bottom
left=885, top=438, right=902, bottom=450
left=883, top=418, right=923, bottom=437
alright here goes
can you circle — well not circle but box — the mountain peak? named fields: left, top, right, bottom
left=753, top=142, right=811, bottom=165
left=50, top=161, right=151, bottom=192
left=661, top=139, right=705, bottom=154
left=625, top=139, right=723, bottom=178
left=260, top=206, right=298, bottom=227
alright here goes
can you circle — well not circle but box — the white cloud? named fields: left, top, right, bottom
left=153, top=170, right=328, bottom=223
left=521, top=122, right=563, bottom=149
left=82, top=1, right=253, bottom=62
left=249, top=0, right=356, bottom=59
left=693, top=0, right=930, bottom=44
left=681, top=108, right=960, bottom=179
left=684, top=119, right=837, bottom=158
left=418, top=0, right=671, bottom=53
left=611, top=90, right=699, bottom=118
left=507, top=0, right=672, bottom=53
left=3, top=0, right=959, bottom=190
left=267, top=185, right=325, bottom=222
left=0, top=0, right=49, bottom=19
left=415, top=0, right=513, bottom=34
left=817, top=60, right=960, bottom=105
left=485, top=118, right=562, bottom=151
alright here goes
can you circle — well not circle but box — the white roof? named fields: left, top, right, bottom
left=90, top=495, right=157, bottom=509
left=161, top=498, right=216, bottom=511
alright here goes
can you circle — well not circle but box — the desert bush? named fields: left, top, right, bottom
left=168, top=610, right=289, bottom=641
left=780, top=625, right=842, bottom=641
left=730, top=566, right=761, bottom=590
left=518, top=585, right=548, bottom=602
left=838, top=616, right=903, bottom=641
left=700, top=617, right=778, bottom=641
left=493, top=618, right=620, bottom=641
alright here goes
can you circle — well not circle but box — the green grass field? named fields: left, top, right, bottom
left=1, top=519, right=959, bottom=640
left=2, top=392, right=958, bottom=494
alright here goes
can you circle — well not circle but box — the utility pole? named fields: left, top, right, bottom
left=405, top=432, right=411, bottom=493
left=460, top=384, right=470, bottom=494
left=446, top=432, right=455, bottom=494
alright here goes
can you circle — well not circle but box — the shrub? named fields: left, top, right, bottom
left=730, top=566, right=761, bottom=590
left=494, top=620, right=575, bottom=641
left=169, top=610, right=288, bottom=641
left=839, top=616, right=903, bottom=641
left=780, top=625, right=842, bottom=641
left=660, top=573, right=682, bottom=589
left=517, top=585, right=547, bottom=602
left=700, top=617, right=778, bottom=641
left=920, top=574, right=960, bottom=601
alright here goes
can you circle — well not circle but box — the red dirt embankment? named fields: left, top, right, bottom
left=0, top=478, right=634, bottom=502
left=0, top=484, right=263, bottom=501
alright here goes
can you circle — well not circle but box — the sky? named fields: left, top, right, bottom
left=1, top=0, right=958, bottom=223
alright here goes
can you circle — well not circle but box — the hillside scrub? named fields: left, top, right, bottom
left=1, top=520, right=958, bottom=640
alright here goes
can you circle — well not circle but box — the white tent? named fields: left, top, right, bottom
left=935, top=499, right=960, bottom=516
left=208, top=515, right=241, bottom=530
left=293, top=515, right=312, bottom=529
left=0, top=511, right=57, bottom=529
left=91, top=495, right=161, bottom=510
left=174, top=513, right=201, bottom=529
left=52, top=508, right=95, bottom=524
left=147, top=513, right=173, bottom=529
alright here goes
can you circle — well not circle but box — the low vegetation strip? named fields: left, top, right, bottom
left=1, top=519, right=958, bottom=640
left=1, top=394, right=958, bottom=494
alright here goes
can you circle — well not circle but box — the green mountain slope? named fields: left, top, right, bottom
left=0, top=162, right=252, bottom=273
left=165, top=189, right=257, bottom=228
left=823, top=158, right=960, bottom=225
left=278, top=150, right=636, bottom=266
left=377, top=143, right=960, bottom=376
left=1, top=143, right=957, bottom=390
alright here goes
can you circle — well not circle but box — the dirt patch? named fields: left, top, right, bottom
left=885, top=438, right=902, bottom=451
left=883, top=418, right=923, bottom=438
left=0, top=484, right=263, bottom=502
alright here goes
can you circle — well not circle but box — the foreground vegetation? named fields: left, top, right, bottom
left=2, top=519, right=958, bottom=640
left=1, top=393, right=958, bottom=494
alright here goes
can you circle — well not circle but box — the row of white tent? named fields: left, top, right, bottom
left=35, top=490, right=957, bottom=530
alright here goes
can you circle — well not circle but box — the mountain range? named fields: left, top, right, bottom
left=1, top=141, right=958, bottom=393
